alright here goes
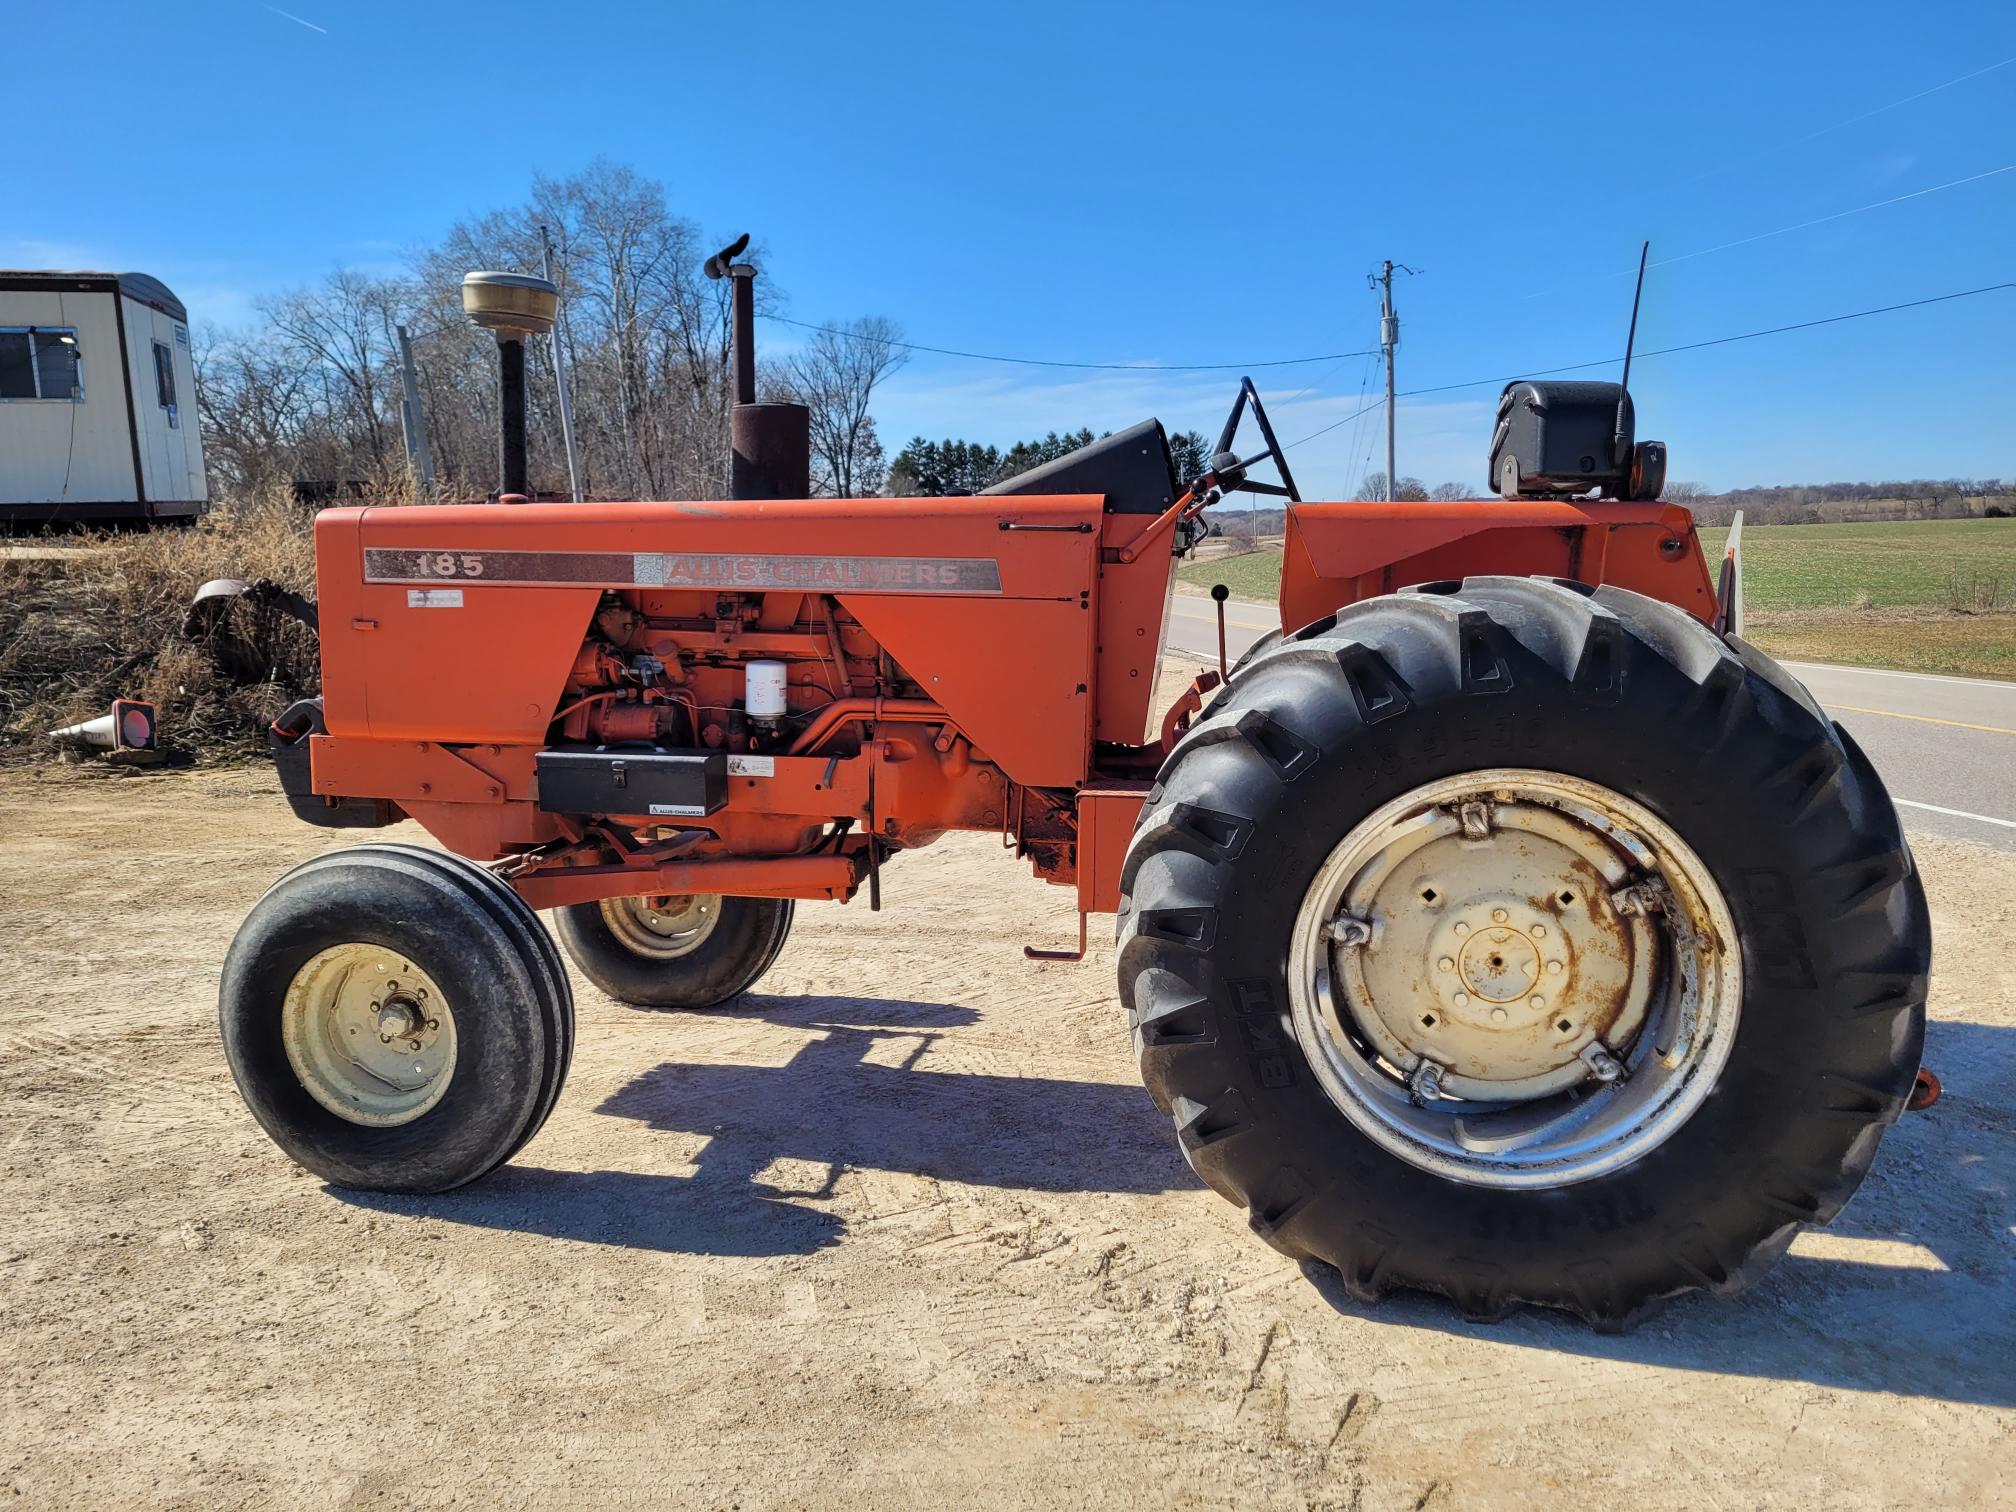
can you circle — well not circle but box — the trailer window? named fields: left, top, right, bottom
left=152, top=340, right=179, bottom=428
left=0, top=326, right=82, bottom=400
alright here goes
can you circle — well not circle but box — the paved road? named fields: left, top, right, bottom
left=1166, top=594, right=2016, bottom=854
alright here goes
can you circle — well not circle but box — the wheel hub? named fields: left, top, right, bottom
left=1286, top=768, right=1739, bottom=1188
left=600, top=893, right=722, bottom=959
left=282, top=945, right=457, bottom=1127
left=1454, top=920, right=1541, bottom=1005
left=1337, top=794, right=1654, bottom=1101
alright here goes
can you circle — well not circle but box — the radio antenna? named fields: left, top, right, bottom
left=1615, top=240, right=1649, bottom=467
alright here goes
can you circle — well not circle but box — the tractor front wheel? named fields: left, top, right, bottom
left=1120, top=576, right=1930, bottom=1330
left=553, top=894, right=794, bottom=1008
left=220, top=844, right=574, bottom=1192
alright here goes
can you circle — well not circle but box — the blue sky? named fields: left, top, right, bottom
left=7, top=0, right=2013, bottom=494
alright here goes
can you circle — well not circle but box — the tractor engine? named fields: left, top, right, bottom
left=554, top=593, right=887, bottom=757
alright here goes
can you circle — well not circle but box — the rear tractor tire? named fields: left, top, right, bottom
left=220, top=843, right=575, bottom=1193
left=1120, top=575, right=1930, bottom=1330
left=554, top=894, right=794, bottom=1009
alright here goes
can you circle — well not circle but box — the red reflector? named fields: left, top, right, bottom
left=114, top=700, right=156, bottom=750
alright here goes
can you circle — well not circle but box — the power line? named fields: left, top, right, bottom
left=1676, top=52, right=2016, bottom=189
left=1521, top=163, right=2016, bottom=301
left=760, top=313, right=1379, bottom=372
left=1654, top=164, right=2016, bottom=271
left=1273, top=351, right=1356, bottom=408
left=1289, top=398, right=1386, bottom=451
left=1284, top=280, right=2016, bottom=451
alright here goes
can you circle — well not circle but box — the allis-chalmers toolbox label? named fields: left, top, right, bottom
left=364, top=548, right=1003, bottom=595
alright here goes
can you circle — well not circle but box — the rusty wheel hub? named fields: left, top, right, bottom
left=1287, top=769, right=1740, bottom=1188
left=600, top=893, right=722, bottom=959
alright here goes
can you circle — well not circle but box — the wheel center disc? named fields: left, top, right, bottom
left=1456, top=928, right=1539, bottom=1003
left=281, top=944, right=458, bottom=1128
left=601, top=893, right=723, bottom=959
left=1285, top=768, right=1741, bottom=1189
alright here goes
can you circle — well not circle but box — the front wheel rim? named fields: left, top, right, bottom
left=1285, top=768, right=1741, bottom=1189
left=599, top=893, right=722, bottom=959
left=281, top=943, right=458, bottom=1127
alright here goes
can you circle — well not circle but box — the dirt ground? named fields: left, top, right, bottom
left=3, top=687, right=2012, bottom=1507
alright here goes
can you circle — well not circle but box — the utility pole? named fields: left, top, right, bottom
left=394, top=323, right=435, bottom=499
left=539, top=224, right=584, bottom=503
left=1369, top=260, right=1416, bottom=501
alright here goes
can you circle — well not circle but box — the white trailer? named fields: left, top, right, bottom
left=0, top=270, right=208, bottom=526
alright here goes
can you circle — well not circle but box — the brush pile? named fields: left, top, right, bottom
left=1, top=492, right=320, bottom=763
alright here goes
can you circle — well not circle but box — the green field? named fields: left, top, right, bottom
left=1696, top=517, right=2016, bottom=612
left=1179, top=518, right=2016, bottom=679
left=1179, top=548, right=1287, bottom=603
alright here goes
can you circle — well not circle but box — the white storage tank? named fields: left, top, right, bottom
left=0, top=270, right=209, bottom=526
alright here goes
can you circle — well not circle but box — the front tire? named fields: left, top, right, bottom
left=1120, top=576, right=1930, bottom=1330
left=554, top=894, right=794, bottom=1008
left=220, top=843, right=575, bottom=1193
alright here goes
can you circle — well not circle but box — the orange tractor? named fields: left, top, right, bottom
left=219, top=248, right=1930, bottom=1330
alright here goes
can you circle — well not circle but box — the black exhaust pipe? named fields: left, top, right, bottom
left=498, top=334, right=528, bottom=497
left=706, top=235, right=811, bottom=500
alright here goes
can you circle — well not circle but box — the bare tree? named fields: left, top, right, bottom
left=772, top=317, right=907, bottom=497
left=1430, top=481, right=1477, bottom=501
left=417, top=159, right=747, bottom=500
left=190, top=160, right=911, bottom=506
left=1360, top=472, right=1430, bottom=501
left=194, top=323, right=318, bottom=491
left=261, top=269, right=411, bottom=472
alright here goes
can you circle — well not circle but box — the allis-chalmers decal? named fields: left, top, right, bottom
left=363, top=548, right=1004, bottom=594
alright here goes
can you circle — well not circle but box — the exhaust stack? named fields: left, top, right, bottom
left=705, top=235, right=810, bottom=500
left=461, top=271, right=558, bottom=499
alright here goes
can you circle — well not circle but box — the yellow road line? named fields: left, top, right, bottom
left=1824, top=703, right=2016, bottom=737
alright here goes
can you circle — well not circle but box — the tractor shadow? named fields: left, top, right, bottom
left=595, top=992, right=1199, bottom=1200
left=335, top=993, right=1196, bottom=1258
left=1302, top=1016, right=2016, bottom=1408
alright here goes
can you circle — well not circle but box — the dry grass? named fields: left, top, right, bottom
left=1739, top=608, right=2016, bottom=681
left=1943, top=568, right=2009, bottom=614
left=0, top=489, right=321, bottom=763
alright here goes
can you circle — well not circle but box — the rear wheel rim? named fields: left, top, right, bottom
left=599, top=894, right=722, bottom=959
left=1285, top=768, right=1740, bottom=1189
left=281, top=943, right=458, bottom=1127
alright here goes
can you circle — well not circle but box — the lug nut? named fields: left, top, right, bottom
left=1580, top=1043, right=1625, bottom=1083
left=1436, top=957, right=1454, bottom=973
left=1453, top=991, right=1470, bottom=1006
left=1454, top=922, right=1470, bottom=936
left=1492, top=908, right=1508, bottom=923
left=1546, top=960, right=1564, bottom=975
left=1410, top=1061, right=1446, bottom=1102
left=1329, top=914, right=1374, bottom=947
left=1490, top=1007, right=1508, bottom=1022
left=379, top=1034, right=392, bottom=1044
left=1530, top=995, right=1546, bottom=1010
left=1531, top=924, right=1547, bottom=938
